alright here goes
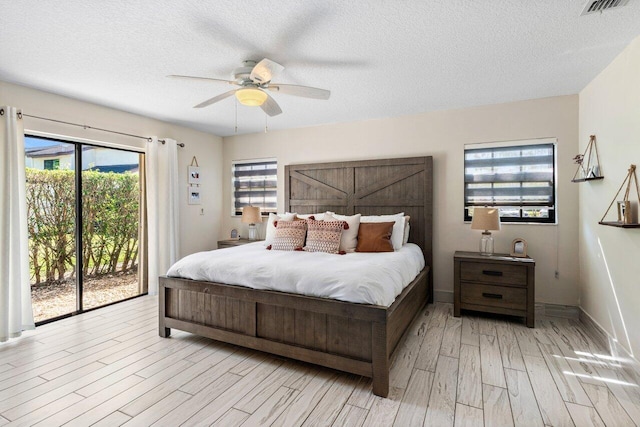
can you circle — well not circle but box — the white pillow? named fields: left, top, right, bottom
left=264, top=212, right=296, bottom=246
left=360, top=213, right=405, bottom=250
left=290, top=212, right=326, bottom=221
left=403, top=216, right=411, bottom=245
left=324, top=212, right=361, bottom=253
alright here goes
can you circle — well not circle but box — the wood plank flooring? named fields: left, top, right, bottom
left=1, top=296, right=639, bottom=426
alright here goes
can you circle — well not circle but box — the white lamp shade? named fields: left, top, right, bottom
left=235, top=88, right=268, bottom=106
left=241, top=206, right=262, bottom=224
left=471, top=207, right=501, bottom=231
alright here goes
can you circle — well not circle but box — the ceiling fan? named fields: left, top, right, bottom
left=169, top=58, right=331, bottom=117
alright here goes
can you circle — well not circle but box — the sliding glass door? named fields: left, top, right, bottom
left=25, top=135, right=145, bottom=323
left=25, top=138, right=78, bottom=321
left=81, top=148, right=143, bottom=310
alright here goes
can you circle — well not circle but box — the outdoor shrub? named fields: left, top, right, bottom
left=26, top=168, right=140, bottom=285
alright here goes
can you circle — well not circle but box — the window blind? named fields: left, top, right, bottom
left=232, top=159, right=277, bottom=216
left=464, top=143, right=555, bottom=223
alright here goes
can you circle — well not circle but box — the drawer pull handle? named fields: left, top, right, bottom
left=482, top=270, right=503, bottom=277
left=482, top=292, right=503, bottom=299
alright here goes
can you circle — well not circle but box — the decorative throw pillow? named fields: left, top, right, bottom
left=304, top=219, right=345, bottom=254
left=269, top=220, right=307, bottom=251
left=356, top=222, right=395, bottom=253
left=273, top=214, right=312, bottom=228
left=360, top=213, right=405, bottom=250
left=323, top=212, right=360, bottom=253
left=264, top=213, right=296, bottom=246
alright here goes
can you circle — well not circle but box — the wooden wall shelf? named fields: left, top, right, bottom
left=572, top=135, right=603, bottom=183
left=572, top=176, right=605, bottom=183
left=598, top=221, right=640, bottom=228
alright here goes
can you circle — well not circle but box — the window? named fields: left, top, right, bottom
left=464, top=140, right=556, bottom=223
left=232, top=159, right=277, bottom=216
left=43, top=158, right=60, bottom=170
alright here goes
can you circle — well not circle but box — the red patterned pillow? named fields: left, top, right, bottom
left=304, top=219, right=345, bottom=254
left=268, top=220, right=307, bottom=251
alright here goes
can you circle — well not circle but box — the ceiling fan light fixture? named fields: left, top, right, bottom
left=235, top=87, right=267, bottom=106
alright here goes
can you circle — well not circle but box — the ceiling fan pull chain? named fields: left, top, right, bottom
left=265, top=114, right=268, bottom=133
left=235, top=98, right=238, bottom=134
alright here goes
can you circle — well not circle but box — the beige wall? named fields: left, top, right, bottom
left=223, top=96, right=580, bottom=304
left=579, top=35, right=640, bottom=359
left=1, top=80, right=224, bottom=257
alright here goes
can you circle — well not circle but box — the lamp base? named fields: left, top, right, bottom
left=479, top=232, right=494, bottom=256
left=248, top=224, right=257, bottom=241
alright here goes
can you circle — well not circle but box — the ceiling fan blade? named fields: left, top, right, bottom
left=193, top=89, right=237, bottom=108
left=250, top=58, right=284, bottom=83
left=260, top=93, right=283, bottom=117
left=267, top=83, right=330, bottom=100
left=168, top=75, right=236, bottom=85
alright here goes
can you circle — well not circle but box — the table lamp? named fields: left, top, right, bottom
left=241, top=206, right=262, bottom=240
left=471, top=207, right=501, bottom=255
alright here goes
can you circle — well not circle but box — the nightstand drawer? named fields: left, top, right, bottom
left=217, top=239, right=260, bottom=249
left=460, top=283, right=527, bottom=310
left=460, top=261, right=527, bottom=286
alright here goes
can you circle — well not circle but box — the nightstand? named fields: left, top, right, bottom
left=454, top=251, right=535, bottom=327
left=217, top=238, right=260, bottom=249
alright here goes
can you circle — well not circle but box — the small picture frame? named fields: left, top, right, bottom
left=188, top=185, right=201, bottom=205
left=510, top=238, right=528, bottom=258
left=188, top=166, right=201, bottom=185
left=230, top=229, right=239, bottom=240
left=617, top=200, right=631, bottom=223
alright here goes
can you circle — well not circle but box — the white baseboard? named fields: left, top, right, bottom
left=579, top=307, right=640, bottom=385
left=535, top=303, right=580, bottom=319
left=434, top=290, right=453, bottom=303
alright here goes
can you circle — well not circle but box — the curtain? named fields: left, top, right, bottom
left=0, top=106, right=35, bottom=341
left=146, top=137, right=180, bottom=295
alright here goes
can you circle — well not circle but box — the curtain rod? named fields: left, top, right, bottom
left=14, top=111, right=185, bottom=147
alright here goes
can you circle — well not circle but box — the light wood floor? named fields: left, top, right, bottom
left=0, top=296, right=639, bottom=426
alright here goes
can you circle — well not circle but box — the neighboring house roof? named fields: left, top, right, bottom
left=26, top=145, right=93, bottom=158
left=86, top=164, right=139, bottom=173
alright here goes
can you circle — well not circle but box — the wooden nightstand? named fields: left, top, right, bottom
left=454, top=251, right=535, bottom=327
left=217, top=238, right=260, bottom=249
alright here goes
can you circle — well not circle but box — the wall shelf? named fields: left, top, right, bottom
left=572, top=176, right=605, bottom=183
left=599, top=164, right=639, bottom=227
left=598, top=221, right=640, bottom=228
left=572, top=135, right=604, bottom=182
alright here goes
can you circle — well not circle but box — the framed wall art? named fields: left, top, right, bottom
left=188, top=166, right=201, bottom=184
left=188, top=185, right=201, bottom=205
left=510, top=238, right=528, bottom=258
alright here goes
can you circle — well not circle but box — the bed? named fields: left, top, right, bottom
left=158, top=156, right=433, bottom=397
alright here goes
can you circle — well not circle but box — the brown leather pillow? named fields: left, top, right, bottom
left=356, top=222, right=394, bottom=252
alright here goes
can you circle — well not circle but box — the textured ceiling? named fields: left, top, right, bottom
left=2, top=1, right=640, bottom=137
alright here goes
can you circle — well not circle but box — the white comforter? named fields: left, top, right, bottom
left=166, top=242, right=426, bottom=307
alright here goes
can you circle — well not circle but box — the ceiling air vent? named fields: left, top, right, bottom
left=581, top=0, right=631, bottom=15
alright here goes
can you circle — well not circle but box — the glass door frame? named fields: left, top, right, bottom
left=26, top=134, right=147, bottom=326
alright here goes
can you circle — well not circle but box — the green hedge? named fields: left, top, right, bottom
left=26, top=168, right=139, bottom=285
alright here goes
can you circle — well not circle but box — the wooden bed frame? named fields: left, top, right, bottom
left=159, top=156, right=433, bottom=397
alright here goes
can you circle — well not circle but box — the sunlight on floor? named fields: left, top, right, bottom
left=553, top=354, right=620, bottom=368
left=574, top=350, right=631, bottom=364
left=563, top=370, right=638, bottom=387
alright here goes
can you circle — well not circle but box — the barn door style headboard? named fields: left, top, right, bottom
left=285, top=156, right=433, bottom=297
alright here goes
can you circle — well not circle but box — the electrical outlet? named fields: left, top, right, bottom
left=200, top=208, right=204, bottom=216
left=554, top=271, right=559, bottom=279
